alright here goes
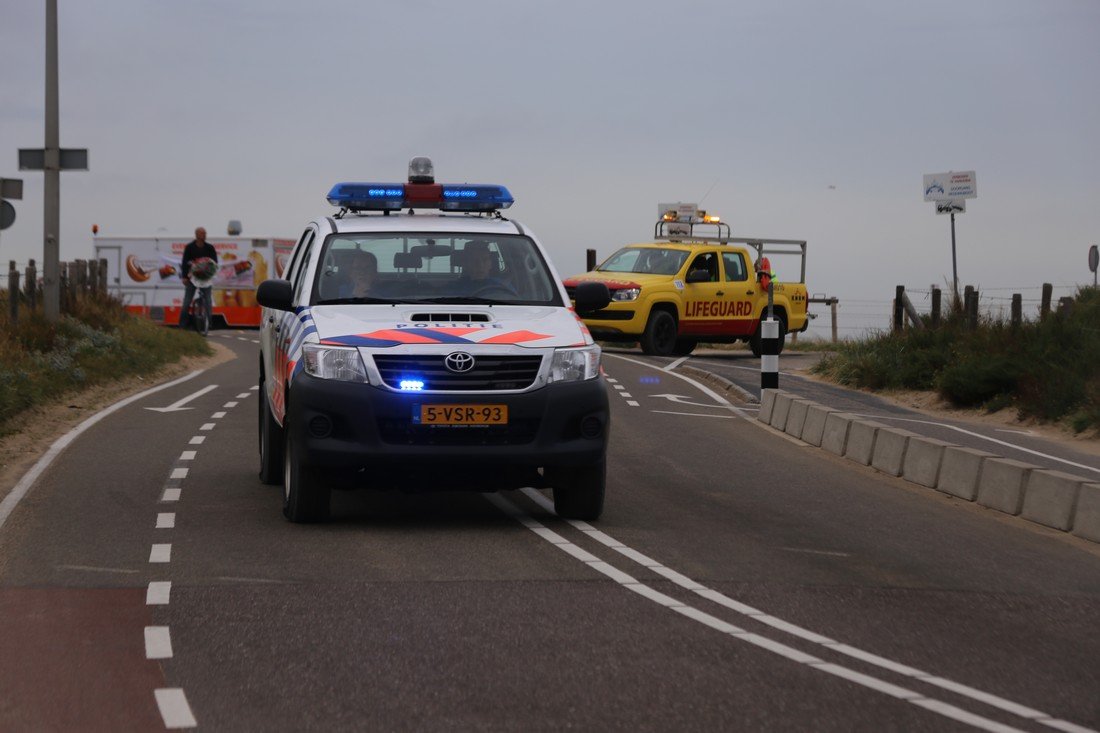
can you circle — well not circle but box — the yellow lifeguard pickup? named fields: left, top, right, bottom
left=564, top=204, right=808, bottom=356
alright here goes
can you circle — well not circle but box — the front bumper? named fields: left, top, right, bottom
left=286, top=372, right=610, bottom=489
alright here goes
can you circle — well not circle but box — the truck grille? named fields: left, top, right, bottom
left=373, top=354, right=543, bottom=391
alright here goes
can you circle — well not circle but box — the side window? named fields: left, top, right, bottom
left=688, top=253, right=719, bottom=282
left=284, top=229, right=314, bottom=285
left=291, top=236, right=316, bottom=303
left=722, top=252, right=748, bottom=282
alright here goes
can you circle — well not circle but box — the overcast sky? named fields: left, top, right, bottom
left=2, top=1, right=1097, bottom=337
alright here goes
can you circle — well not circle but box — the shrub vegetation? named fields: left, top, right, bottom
left=0, top=290, right=211, bottom=436
left=812, top=287, right=1100, bottom=433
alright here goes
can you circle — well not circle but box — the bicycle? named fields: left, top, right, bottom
left=187, top=261, right=217, bottom=336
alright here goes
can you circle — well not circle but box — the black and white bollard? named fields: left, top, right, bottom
left=760, top=318, right=779, bottom=391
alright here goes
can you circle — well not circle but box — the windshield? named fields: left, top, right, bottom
left=599, top=247, right=688, bottom=276
left=311, top=233, right=564, bottom=306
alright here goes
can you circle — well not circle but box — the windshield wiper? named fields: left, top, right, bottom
left=314, top=296, right=402, bottom=305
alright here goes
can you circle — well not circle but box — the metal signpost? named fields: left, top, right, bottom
left=924, top=171, right=977, bottom=304
left=1090, top=245, right=1099, bottom=287
left=0, top=178, right=24, bottom=259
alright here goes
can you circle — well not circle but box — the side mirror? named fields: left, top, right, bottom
left=686, top=269, right=711, bottom=284
left=257, top=279, right=294, bottom=312
left=573, top=281, right=611, bottom=314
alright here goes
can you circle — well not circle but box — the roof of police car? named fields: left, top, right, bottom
left=322, top=212, right=526, bottom=236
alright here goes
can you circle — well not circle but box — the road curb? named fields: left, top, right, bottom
left=758, top=389, right=1099, bottom=545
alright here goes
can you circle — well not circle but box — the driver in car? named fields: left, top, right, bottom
left=457, top=240, right=517, bottom=296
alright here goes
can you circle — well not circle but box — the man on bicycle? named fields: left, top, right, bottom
left=178, top=226, right=218, bottom=328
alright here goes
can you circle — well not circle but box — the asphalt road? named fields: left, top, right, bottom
left=1, top=334, right=1098, bottom=732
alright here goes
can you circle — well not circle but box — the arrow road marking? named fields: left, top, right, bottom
left=144, top=384, right=218, bottom=413
left=651, top=393, right=729, bottom=409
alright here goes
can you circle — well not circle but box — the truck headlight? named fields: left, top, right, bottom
left=611, top=288, right=640, bottom=302
left=301, top=343, right=367, bottom=382
left=549, top=345, right=601, bottom=382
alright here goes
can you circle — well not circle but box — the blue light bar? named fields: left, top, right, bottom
left=326, top=182, right=514, bottom=212
left=440, top=184, right=513, bottom=211
left=326, top=183, right=405, bottom=211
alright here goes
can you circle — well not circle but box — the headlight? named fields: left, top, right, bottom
left=549, top=345, right=601, bottom=382
left=611, top=288, right=640, bottom=302
left=301, top=343, right=367, bottom=382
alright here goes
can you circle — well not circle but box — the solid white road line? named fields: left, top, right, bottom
left=517, top=487, right=1094, bottom=733
left=149, top=544, right=172, bottom=563
left=144, top=626, right=173, bottom=659
left=489, top=492, right=1028, bottom=733
left=154, top=688, right=197, bottom=729
left=156, top=513, right=175, bottom=529
left=0, top=370, right=207, bottom=534
left=650, top=410, right=734, bottom=419
left=146, top=581, right=171, bottom=605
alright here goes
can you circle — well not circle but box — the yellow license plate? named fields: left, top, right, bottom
left=418, top=404, right=508, bottom=425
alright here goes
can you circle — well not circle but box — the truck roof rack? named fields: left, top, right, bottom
left=653, top=219, right=807, bottom=284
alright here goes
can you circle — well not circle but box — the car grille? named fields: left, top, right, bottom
left=372, top=354, right=543, bottom=391
left=377, top=419, right=539, bottom=445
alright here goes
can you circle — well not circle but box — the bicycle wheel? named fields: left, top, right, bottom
left=193, top=296, right=210, bottom=336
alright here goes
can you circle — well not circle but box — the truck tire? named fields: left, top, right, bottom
left=640, top=310, right=677, bottom=356
left=283, top=427, right=330, bottom=523
left=672, top=338, right=697, bottom=356
left=550, top=460, right=606, bottom=520
left=749, top=313, right=787, bottom=357
left=258, top=379, right=284, bottom=485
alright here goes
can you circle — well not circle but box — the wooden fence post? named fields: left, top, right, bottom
left=1011, top=294, right=1022, bottom=328
left=830, top=299, right=838, bottom=343
left=99, top=259, right=108, bottom=295
left=1057, top=296, right=1075, bottom=316
left=586, top=249, right=596, bottom=272
left=8, top=261, right=20, bottom=324
left=894, top=285, right=905, bottom=332
left=1040, top=283, right=1053, bottom=320
left=25, top=259, right=37, bottom=311
left=76, top=259, right=88, bottom=296
left=967, top=287, right=979, bottom=329
left=931, top=287, right=941, bottom=329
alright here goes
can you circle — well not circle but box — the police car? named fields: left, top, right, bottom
left=564, top=205, right=809, bottom=356
left=257, top=158, right=612, bottom=523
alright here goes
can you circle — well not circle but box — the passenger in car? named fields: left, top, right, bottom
left=339, top=250, right=378, bottom=298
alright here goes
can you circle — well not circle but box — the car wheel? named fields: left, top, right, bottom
left=282, top=426, right=330, bottom=523
left=258, top=380, right=284, bottom=485
left=750, top=314, right=787, bottom=357
left=550, top=460, right=606, bottom=521
left=640, top=310, right=677, bottom=356
left=672, top=338, right=697, bottom=356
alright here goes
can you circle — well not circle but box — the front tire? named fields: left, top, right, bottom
left=258, top=380, right=284, bottom=485
left=640, top=310, right=678, bottom=356
left=549, top=461, right=606, bottom=521
left=283, top=427, right=330, bottom=523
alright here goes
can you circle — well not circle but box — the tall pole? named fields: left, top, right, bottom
left=949, top=212, right=958, bottom=307
left=43, top=0, right=61, bottom=320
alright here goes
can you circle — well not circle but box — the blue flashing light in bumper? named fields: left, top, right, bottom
left=398, top=379, right=425, bottom=391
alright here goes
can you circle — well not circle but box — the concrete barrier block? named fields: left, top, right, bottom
left=769, top=393, right=795, bottom=431
left=977, top=458, right=1034, bottom=516
left=844, top=420, right=888, bottom=466
left=1071, top=484, right=1100, bottom=542
left=1021, top=470, right=1088, bottom=531
left=758, top=389, right=784, bottom=424
left=801, top=405, right=838, bottom=447
left=871, top=428, right=918, bottom=477
left=784, top=400, right=813, bottom=440
left=902, top=437, right=952, bottom=488
left=937, top=447, right=995, bottom=501
left=821, top=412, right=857, bottom=455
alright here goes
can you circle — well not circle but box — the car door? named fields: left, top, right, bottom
left=719, top=250, right=757, bottom=336
left=267, top=227, right=316, bottom=423
left=679, top=251, right=725, bottom=337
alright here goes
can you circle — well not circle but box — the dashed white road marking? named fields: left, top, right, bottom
left=179, top=451, right=196, bottom=461
left=612, top=384, right=625, bottom=390
left=161, top=488, right=181, bottom=502
left=235, top=392, right=250, bottom=399
left=249, top=385, right=259, bottom=391
left=149, top=544, right=172, bottom=563
left=144, top=626, right=173, bottom=659
left=156, top=513, right=176, bottom=529
left=188, top=436, right=205, bottom=445
left=619, top=392, right=633, bottom=398
left=626, top=401, right=640, bottom=407
left=170, top=468, right=188, bottom=480
left=146, top=581, right=172, bottom=605
left=56, top=564, right=138, bottom=574
left=154, top=688, right=197, bottom=728
left=781, top=547, right=851, bottom=557
left=223, top=401, right=238, bottom=408
left=211, top=411, right=227, bottom=419
left=200, top=423, right=215, bottom=431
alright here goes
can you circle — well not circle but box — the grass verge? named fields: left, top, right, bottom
left=0, top=291, right=212, bottom=436
left=811, top=286, right=1100, bottom=433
